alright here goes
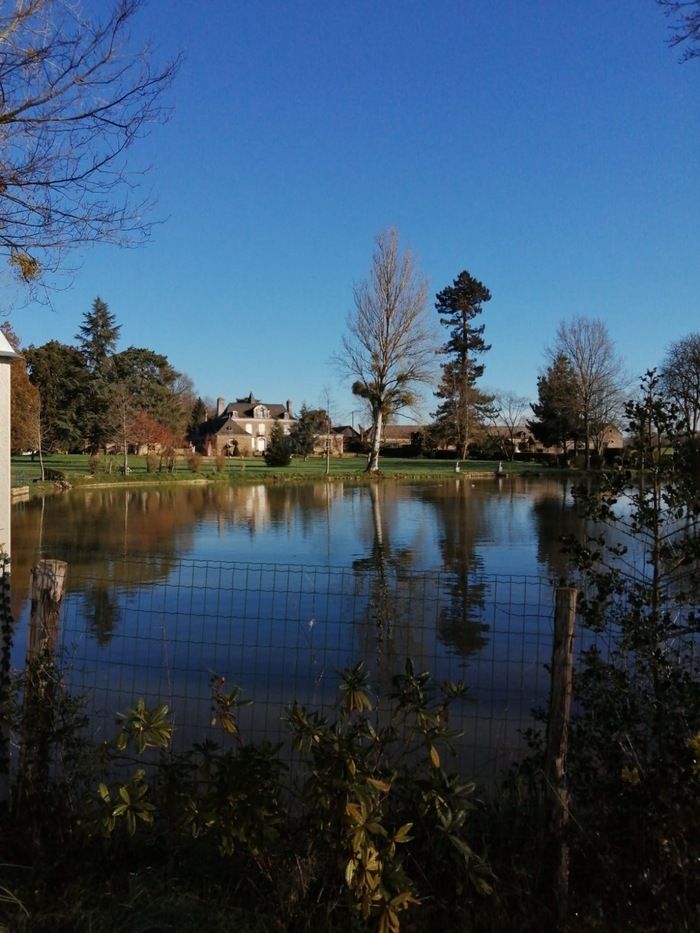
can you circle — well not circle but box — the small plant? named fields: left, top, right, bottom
left=145, top=452, right=158, bottom=473
left=214, top=451, right=226, bottom=473
left=187, top=453, right=202, bottom=473
left=88, top=454, right=100, bottom=475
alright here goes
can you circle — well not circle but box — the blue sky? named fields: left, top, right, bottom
left=9, top=0, right=699, bottom=424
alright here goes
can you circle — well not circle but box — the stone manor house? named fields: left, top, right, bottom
left=198, top=393, right=296, bottom=456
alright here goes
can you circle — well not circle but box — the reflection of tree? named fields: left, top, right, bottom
left=352, top=484, right=421, bottom=685
left=420, top=481, right=489, bottom=659
left=529, top=478, right=583, bottom=582
left=10, top=487, right=200, bottom=619
left=83, top=584, right=121, bottom=647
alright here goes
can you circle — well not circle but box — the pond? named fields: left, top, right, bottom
left=10, top=475, right=586, bottom=778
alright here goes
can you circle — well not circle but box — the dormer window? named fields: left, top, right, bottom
left=254, top=405, right=269, bottom=419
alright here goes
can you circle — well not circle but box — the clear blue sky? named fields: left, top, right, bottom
left=8, top=0, right=699, bottom=424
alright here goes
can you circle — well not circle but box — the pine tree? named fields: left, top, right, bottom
left=76, top=297, right=121, bottom=453
left=432, top=271, right=492, bottom=459
left=76, top=297, right=121, bottom=371
left=187, top=397, right=208, bottom=443
left=264, top=422, right=292, bottom=467
left=528, top=353, right=582, bottom=462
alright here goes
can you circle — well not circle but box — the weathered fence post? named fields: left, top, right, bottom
left=20, top=559, right=67, bottom=805
left=544, top=585, right=577, bottom=924
left=27, top=560, right=67, bottom=664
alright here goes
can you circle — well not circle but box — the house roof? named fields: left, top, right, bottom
left=224, top=401, right=291, bottom=419
left=382, top=424, right=420, bottom=440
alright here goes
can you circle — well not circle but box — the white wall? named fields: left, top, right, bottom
left=0, top=334, right=18, bottom=556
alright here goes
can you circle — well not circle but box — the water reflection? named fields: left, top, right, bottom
left=417, top=480, right=490, bottom=658
left=10, top=477, right=585, bottom=778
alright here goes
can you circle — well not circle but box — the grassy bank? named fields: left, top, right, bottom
left=11, top=453, right=551, bottom=491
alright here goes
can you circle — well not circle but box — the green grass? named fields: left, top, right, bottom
left=11, top=452, right=550, bottom=490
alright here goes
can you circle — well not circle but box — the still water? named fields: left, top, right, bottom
left=11, top=476, right=584, bottom=777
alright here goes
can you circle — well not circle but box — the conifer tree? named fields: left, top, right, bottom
left=76, top=297, right=121, bottom=453
left=264, top=422, right=292, bottom=467
left=432, top=271, right=493, bottom=459
left=528, top=353, right=582, bottom=463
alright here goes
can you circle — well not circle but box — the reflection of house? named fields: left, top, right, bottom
left=198, top=393, right=296, bottom=455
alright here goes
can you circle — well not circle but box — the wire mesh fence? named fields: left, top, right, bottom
left=9, top=556, right=609, bottom=781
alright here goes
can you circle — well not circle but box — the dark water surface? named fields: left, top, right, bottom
left=11, top=476, right=584, bottom=777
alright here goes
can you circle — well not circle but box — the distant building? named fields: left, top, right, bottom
left=332, top=424, right=362, bottom=452
left=198, top=392, right=296, bottom=456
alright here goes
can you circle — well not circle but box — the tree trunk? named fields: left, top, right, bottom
left=366, top=409, right=383, bottom=472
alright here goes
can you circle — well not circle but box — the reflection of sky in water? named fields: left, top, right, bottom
left=10, top=477, right=583, bottom=779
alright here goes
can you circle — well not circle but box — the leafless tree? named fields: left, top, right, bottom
left=0, top=0, right=180, bottom=285
left=660, top=333, right=700, bottom=432
left=489, top=391, right=530, bottom=461
left=658, top=0, right=700, bottom=60
left=340, top=228, right=434, bottom=472
left=551, top=317, right=626, bottom=469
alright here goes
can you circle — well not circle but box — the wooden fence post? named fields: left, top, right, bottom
left=20, top=559, right=67, bottom=805
left=544, top=585, right=577, bottom=925
left=27, top=559, right=67, bottom=664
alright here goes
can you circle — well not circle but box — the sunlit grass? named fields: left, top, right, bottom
left=11, top=452, right=548, bottom=488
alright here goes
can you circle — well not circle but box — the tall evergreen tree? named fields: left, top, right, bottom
left=76, top=297, right=121, bottom=452
left=187, top=397, right=208, bottom=444
left=76, top=297, right=121, bottom=371
left=432, top=271, right=492, bottom=459
left=528, top=353, right=582, bottom=463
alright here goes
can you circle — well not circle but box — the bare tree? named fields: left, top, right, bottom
left=489, top=391, right=530, bottom=461
left=551, top=317, right=625, bottom=469
left=0, top=0, right=180, bottom=285
left=341, top=229, right=433, bottom=472
left=658, top=0, right=700, bottom=60
left=660, top=333, right=700, bottom=432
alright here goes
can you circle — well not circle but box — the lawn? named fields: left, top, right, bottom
left=11, top=452, right=549, bottom=489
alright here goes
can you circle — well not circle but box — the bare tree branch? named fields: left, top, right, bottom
left=658, top=0, right=700, bottom=60
left=0, top=0, right=181, bottom=286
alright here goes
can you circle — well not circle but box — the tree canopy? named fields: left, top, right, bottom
left=26, top=297, right=192, bottom=454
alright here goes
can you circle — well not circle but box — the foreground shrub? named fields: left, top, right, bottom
left=1, top=662, right=493, bottom=933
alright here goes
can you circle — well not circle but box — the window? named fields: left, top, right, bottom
left=258, top=424, right=266, bottom=435
left=245, top=423, right=252, bottom=434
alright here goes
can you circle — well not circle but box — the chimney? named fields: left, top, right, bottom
left=286, top=399, right=293, bottom=417
left=216, top=397, right=225, bottom=417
